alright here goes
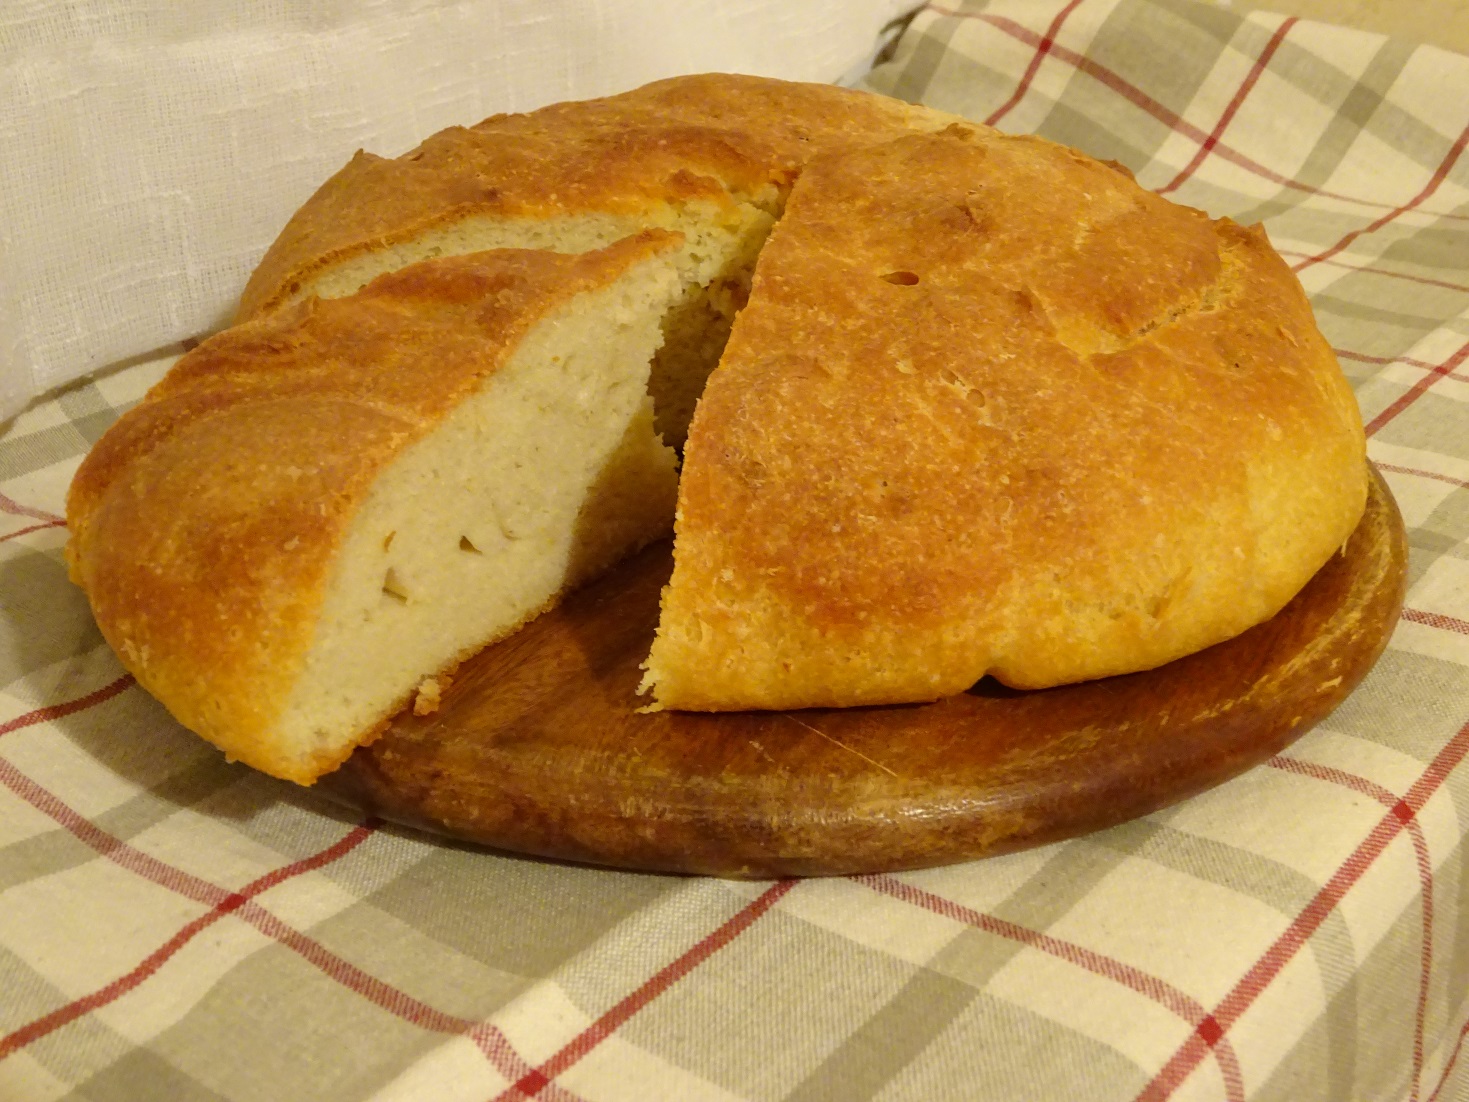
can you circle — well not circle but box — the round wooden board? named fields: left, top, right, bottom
left=322, top=465, right=1407, bottom=877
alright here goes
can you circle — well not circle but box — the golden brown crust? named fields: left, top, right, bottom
left=237, top=74, right=967, bottom=321
left=645, top=128, right=1366, bottom=709
left=67, top=231, right=681, bottom=781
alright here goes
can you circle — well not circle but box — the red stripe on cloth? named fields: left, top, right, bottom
left=491, top=880, right=798, bottom=1102
left=861, top=874, right=1247, bottom=1102
left=1276, top=250, right=1469, bottom=295
left=1157, top=17, right=1298, bottom=196
left=0, top=519, right=66, bottom=543
left=1402, top=608, right=1469, bottom=636
left=1364, top=338, right=1469, bottom=437
left=0, top=491, right=63, bottom=525
left=0, top=822, right=376, bottom=1061
left=235, top=896, right=552, bottom=1094
left=967, top=0, right=1089, bottom=128
left=0, top=674, right=134, bottom=738
left=1337, top=349, right=1424, bottom=369
left=932, top=5, right=1469, bottom=220
left=1268, top=756, right=1435, bottom=1101
left=1137, top=716, right=1469, bottom=1101
left=1427, top=1014, right=1469, bottom=1102
left=1337, top=350, right=1469, bottom=386
left=0, top=756, right=230, bottom=908
left=1291, top=119, right=1469, bottom=277
left=0, top=714, right=546, bottom=1088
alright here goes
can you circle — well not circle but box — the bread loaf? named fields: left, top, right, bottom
left=66, top=75, right=1367, bottom=783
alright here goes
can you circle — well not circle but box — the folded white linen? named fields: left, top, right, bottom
left=0, top=0, right=913, bottom=421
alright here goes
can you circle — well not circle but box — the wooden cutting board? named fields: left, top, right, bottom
left=322, top=465, right=1407, bottom=877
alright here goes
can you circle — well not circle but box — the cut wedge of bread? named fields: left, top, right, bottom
left=66, top=232, right=686, bottom=783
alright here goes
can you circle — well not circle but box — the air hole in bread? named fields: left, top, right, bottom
left=940, top=369, right=985, bottom=403
left=459, top=536, right=482, bottom=554
left=382, top=531, right=395, bottom=551
left=382, top=568, right=409, bottom=603
left=882, top=270, right=920, bottom=286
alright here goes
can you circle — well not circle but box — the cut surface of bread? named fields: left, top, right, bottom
left=639, top=127, right=1368, bottom=709
left=249, top=202, right=773, bottom=451
left=66, top=232, right=685, bottom=783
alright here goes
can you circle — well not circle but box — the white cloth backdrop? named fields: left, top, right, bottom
left=0, top=0, right=913, bottom=422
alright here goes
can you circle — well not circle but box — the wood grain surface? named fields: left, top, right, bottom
left=321, top=464, right=1406, bottom=877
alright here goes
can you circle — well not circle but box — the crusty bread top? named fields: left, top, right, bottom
left=644, top=127, right=1367, bottom=709
left=67, top=230, right=681, bottom=778
left=237, top=74, right=966, bottom=321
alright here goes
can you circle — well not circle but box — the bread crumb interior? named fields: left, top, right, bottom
left=296, top=203, right=776, bottom=449
left=278, top=258, right=687, bottom=769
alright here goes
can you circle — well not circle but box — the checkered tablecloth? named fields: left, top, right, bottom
left=3, top=1, right=1467, bottom=1099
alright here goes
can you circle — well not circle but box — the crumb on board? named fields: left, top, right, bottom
left=413, top=676, right=443, bottom=715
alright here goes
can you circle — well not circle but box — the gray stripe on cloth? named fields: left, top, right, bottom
left=1402, top=534, right=1462, bottom=596
left=872, top=990, right=1149, bottom=1101
left=366, top=846, right=681, bottom=979
left=1416, top=486, right=1469, bottom=551
left=780, top=964, right=978, bottom=1102
left=0, top=755, right=237, bottom=896
left=878, top=5, right=972, bottom=107
left=1096, top=815, right=1364, bottom=1093
left=1325, top=650, right=1469, bottom=764
left=0, top=378, right=126, bottom=483
left=1311, top=292, right=1461, bottom=338
left=781, top=841, right=1136, bottom=1097
left=1374, top=386, right=1469, bottom=458
left=144, top=937, right=453, bottom=1102
left=608, top=903, right=922, bottom=1099
left=73, top=1047, right=234, bottom=1102
left=1253, top=856, right=1458, bottom=1102
left=2, top=944, right=137, bottom=1095
left=1040, top=0, right=1247, bottom=165
left=0, top=548, right=103, bottom=684
left=1225, top=37, right=1419, bottom=227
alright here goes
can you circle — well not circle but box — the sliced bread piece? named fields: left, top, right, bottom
left=66, top=231, right=686, bottom=783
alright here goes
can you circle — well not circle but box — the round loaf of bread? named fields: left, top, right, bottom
left=66, top=75, right=1367, bottom=782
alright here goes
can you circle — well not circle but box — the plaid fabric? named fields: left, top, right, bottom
left=3, top=1, right=1469, bottom=1098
